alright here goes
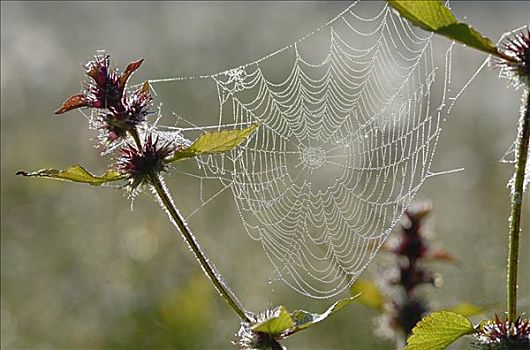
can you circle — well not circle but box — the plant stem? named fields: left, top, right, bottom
left=129, top=127, right=142, bottom=150
left=128, top=128, right=250, bottom=322
left=149, top=173, right=250, bottom=321
left=507, top=89, right=530, bottom=323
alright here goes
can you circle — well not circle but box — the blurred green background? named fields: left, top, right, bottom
left=1, top=2, right=529, bottom=349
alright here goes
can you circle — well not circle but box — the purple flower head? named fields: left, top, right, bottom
left=116, top=133, right=176, bottom=190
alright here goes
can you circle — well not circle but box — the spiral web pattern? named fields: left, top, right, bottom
left=152, top=1, right=454, bottom=298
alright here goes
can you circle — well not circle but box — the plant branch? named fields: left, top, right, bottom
left=129, top=126, right=142, bottom=150
left=128, top=127, right=250, bottom=322
left=507, top=88, right=530, bottom=323
left=149, top=173, right=250, bottom=321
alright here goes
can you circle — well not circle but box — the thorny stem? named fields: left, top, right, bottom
left=128, top=128, right=250, bottom=322
left=507, top=89, right=530, bottom=323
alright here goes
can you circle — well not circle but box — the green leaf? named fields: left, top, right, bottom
left=445, top=303, right=488, bottom=318
left=16, top=164, right=124, bottom=186
left=249, top=297, right=357, bottom=340
left=387, top=1, right=503, bottom=59
left=405, top=311, right=475, bottom=350
left=350, top=279, right=385, bottom=311
left=169, top=124, right=258, bottom=163
left=252, top=306, right=294, bottom=336
left=289, top=296, right=358, bottom=334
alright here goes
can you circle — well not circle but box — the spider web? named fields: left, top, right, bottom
left=146, top=1, right=458, bottom=298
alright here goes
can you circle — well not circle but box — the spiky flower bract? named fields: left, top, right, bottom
left=55, top=52, right=149, bottom=147
left=116, top=133, right=175, bottom=192
left=497, top=29, right=530, bottom=89
left=97, top=82, right=153, bottom=143
left=472, top=315, right=530, bottom=349
left=55, top=52, right=143, bottom=113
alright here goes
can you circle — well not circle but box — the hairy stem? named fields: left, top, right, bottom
left=128, top=128, right=249, bottom=322
left=507, top=89, right=530, bottom=323
left=149, top=173, right=249, bottom=321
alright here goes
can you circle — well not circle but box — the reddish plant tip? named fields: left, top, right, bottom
left=55, top=52, right=144, bottom=114
left=54, top=94, right=90, bottom=114
left=85, top=54, right=111, bottom=87
left=118, top=59, right=144, bottom=91
left=54, top=52, right=152, bottom=147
